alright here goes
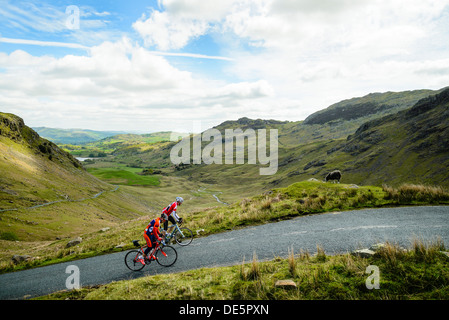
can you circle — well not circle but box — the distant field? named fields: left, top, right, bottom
left=87, top=167, right=160, bottom=186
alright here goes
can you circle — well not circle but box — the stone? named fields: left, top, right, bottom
left=12, top=255, right=32, bottom=264
left=100, top=227, right=110, bottom=232
left=351, top=249, right=375, bottom=258
left=275, top=280, right=297, bottom=289
left=66, top=237, right=82, bottom=248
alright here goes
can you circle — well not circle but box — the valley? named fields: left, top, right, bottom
left=1, top=86, right=449, bottom=275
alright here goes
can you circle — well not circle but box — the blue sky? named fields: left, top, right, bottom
left=1, top=0, right=449, bottom=133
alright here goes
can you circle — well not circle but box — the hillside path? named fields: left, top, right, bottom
left=0, top=205, right=448, bottom=300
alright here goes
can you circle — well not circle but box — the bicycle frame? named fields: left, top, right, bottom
left=133, top=240, right=166, bottom=260
left=165, top=223, right=184, bottom=242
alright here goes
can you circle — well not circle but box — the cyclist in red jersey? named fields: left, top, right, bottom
left=162, top=196, right=184, bottom=234
left=142, top=214, right=166, bottom=261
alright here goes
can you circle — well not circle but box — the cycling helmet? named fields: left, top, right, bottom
left=176, top=196, right=184, bottom=204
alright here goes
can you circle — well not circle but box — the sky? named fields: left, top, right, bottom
left=1, top=0, right=449, bottom=133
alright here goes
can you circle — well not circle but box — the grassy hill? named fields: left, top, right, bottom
left=0, top=113, right=112, bottom=211
left=0, top=113, right=177, bottom=247
left=32, top=127, right=127, bottom=145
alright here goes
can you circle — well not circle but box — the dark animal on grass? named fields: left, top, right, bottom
left=325, top=170, right=341, bottom=183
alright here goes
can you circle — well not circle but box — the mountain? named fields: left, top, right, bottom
left=94, top=87, right=449, bottom=193
left=303, top=88, right=445, bottom=125
left=0, top=113, right=111, bottom=210
left=32, top=127, right=128, bottom=145
left=331, top=88, right=449, bottom=186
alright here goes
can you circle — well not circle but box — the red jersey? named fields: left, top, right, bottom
left=162, top=202, right=180, bottom=221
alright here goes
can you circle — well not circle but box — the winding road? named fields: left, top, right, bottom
left=0, top=205, right=448, bottom=300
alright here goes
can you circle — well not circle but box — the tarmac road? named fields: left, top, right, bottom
left=0, top=205, right=448, bottom=300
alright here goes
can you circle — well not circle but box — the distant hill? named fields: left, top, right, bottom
left=0, top=113, right=112, bottom=210
left=92, top=131, right=184, bottom=151
left=214, top=117, right=289, bottom=131
left=32, top=127, right=128, bottom=145
left=58, top=131, right=186, bottom=158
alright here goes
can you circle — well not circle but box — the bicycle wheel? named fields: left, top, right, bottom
left=125, top=250, right=145, bottom=271
left=174, top=227, right=194, bottom=246
left=155, top=245, right=178, bottom=267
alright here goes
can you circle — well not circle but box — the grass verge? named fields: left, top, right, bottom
left=184, top=181, right=449, bottom=237
left=35, top=239, right=449, bottom=300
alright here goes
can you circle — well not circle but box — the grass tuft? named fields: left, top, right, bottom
left=383, top=183, right=449, bottom=204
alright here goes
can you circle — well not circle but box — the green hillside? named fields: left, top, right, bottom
left=32, top=127, right=127, bottom=145
left=0, top=113, right=112, bottom=210
left=0, top=113, right=169, bottom=246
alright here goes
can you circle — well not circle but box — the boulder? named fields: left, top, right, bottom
left=66, top=237, right=82, bottom=248
left=11, top=255, right=32, bottom=264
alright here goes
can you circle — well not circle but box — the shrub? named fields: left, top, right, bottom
left=0, top=231, right=19, bottom=241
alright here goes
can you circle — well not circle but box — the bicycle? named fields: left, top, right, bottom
left=164, top=220, right=194, bottom=246
left=124, top=239, right=178, bottom=271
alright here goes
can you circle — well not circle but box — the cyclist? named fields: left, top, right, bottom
left=142, top=213, right=166, bottom=262
left=162, top=196, right=184, bottom=235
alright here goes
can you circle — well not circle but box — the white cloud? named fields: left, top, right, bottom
left=0, top=37, right=278, bottom=132
left=161, top=0, right=234, bottom=20
left=132, top=0, right=449, bottom=98
left=219, top=0, right=449, bottom=107
left=2, top=0, right=449, bottom=132
left=133, top=10, right=210, bottom=51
